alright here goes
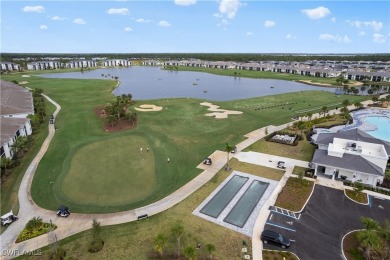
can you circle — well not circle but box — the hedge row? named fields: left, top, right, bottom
left=343, top=181, right=390, bottom=196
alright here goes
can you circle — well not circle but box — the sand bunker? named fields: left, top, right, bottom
left=18, top=81, right=29, bottom=85
left=200, top=102, right=243, bottom=119
left=134, top=104, right=163, bottom=112
left=21, top=75, right=31, bottom=78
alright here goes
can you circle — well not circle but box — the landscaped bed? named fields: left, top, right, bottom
left=345, top=189, right=368, bottom=204
left=263, top=250, right=298, bottom=260
left=16, top=217, right=57, bottom=243
left=229, top=158, right=284, bottom=181
left=275, top=177, right=314, bottom=212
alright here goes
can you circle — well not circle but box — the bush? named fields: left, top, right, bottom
left=49, top=247, right=66, bottom=260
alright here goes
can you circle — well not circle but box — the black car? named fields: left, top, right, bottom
left=57, top=206, right=70, bottom=218
left=261, top=230, right=290, bottom=249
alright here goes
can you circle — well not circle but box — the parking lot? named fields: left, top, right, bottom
left=263, top=185, right=390, bottom=259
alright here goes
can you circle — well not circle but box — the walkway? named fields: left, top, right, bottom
left=1, top=94, right=388, bottom=259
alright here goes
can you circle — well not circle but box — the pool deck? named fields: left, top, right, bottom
left=192, top=171, right=278, bottom=237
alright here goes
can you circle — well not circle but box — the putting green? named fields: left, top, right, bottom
left=61, top=136, right=156, bottom=206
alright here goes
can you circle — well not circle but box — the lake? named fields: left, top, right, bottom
left=40, top=66, right=335, bottom=101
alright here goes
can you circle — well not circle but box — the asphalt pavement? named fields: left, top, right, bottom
left=263, top=185, right=390, bottom=260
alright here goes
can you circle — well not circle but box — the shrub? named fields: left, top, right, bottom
left=49, top=247, right=66, bottom=260
left=88, top=238, right=104, bottom=253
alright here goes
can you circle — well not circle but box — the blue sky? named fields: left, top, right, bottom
left=1, top=0, right=389, bottom=53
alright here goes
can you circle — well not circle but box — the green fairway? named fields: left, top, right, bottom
left=61, top=136, right=156, bottom=206
left=1, top=73, right=370, bottom=213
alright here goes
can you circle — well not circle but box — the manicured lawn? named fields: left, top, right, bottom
left=274, top=177, right=314, bottom=212
left=172, top=66, right=360, bottom=86
left=245, top=136, right=316, bottom=162
left=345, top=190, right=368, bottom=204
left=230, top=158, right=284, bottom=181
left=17, top=166, right=252, bottom=260
left=1, top=73, right=369, bottom=213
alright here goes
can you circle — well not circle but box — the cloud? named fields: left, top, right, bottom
left=264, top=20, right=275, bottom=28
left=358, top=31, right=366, bottom=36
left=319, top=33, right=351, bottom=43
left=135, top=18, right=152, bottom=23
left=174, top=0, right=196, bottom=6
left=246, top=32, right=253, bottom=36
left=40, top=25, right=48, bottom=30
left=348, top=20, right=383, bottom=32
left=106, top=8, right=129, bottom=15
left=218, top=0, right=242, bottom=19
left=158, top=20, right=171, bottom=27
left=22, top=6, right=45, bottom=13
left=373, top=33, right=385, bottom=43
left=331, top=17, right=336, bottom=23
left=51, top=16, right=66, bottom=21
left=213, top=13, right=223, bottom=18
left=124, top=27, right=133, bottom=32
left=286, top=33, right=296, bottom=40
left=301, top=6, right=330, bottom=19
left=73, top=18, right=86, bottom=25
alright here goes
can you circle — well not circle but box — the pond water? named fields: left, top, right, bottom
left=40, top=66, right=336, bottom=101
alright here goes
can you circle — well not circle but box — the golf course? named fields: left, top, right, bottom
left=1, top=71, right=369, bottom=214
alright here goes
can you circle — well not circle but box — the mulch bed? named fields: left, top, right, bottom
left=343, top=232, right=363, bottom=260
left=93, top=107, right=137, bottom=133
left=275, top=177, right=314, bottom=212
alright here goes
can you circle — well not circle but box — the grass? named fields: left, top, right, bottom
left=229, top=158, right=284, bottom=181
left=17, top=166, right=252, bottom=260
left=1, top=73, right=369, bottom=213
left=292, top=166, right=307, bottom=176
left=245, top=136, right=316, bottom=162
left=274, top=177, right=314, bottom=212
left=343, top=232, right=364, bottom=260
left=263, top=250, right=298, bottom=260
left=171, top=66, right=360, bottom=86
left=345, top=190, right=368, bottom=204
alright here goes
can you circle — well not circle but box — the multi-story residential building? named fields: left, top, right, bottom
left=65, top=60, right=97, bottom=69
left=103, top=59, right=131, bottom=67
left=27, top=61, right=61, bottom=70
left=0, top=62, right=21, bottom=72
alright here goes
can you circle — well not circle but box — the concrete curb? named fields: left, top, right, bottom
left=341, top=229, right=364, bottom=260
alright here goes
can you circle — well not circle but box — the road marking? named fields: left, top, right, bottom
left=265, top=221, right=296, bottom=232
left=269, top=214, right=273, bottom=221
left=290, top=239, right=296, bottom=242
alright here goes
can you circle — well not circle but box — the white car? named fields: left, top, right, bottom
left=1, top=211, right=18, bottom=226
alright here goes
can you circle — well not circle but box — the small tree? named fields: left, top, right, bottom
left=88, top=219, right=104, bottom=253
left=206, top=243, right=216, bottom=259
left=171, top=223, right=185, bottom=258
left=183, top=246, right=196, bottom=260
left=224, top=143, right=234, bottom=171
left=354, top=181, right=364, bottom=193
left=154, top=233, right=167, bottom=257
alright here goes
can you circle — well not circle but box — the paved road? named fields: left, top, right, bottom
left=263, top=185, right=390, bottom=260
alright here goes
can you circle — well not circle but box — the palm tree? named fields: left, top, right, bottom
left=0, top=157, right=13, bottom=177
left=11, top=136, right=27, bottom=159
left=306, top=112, right=312, bottom=121
left=360, top=85, right=366, bottom=95
left=206, top=243, right=216, bottom=259
left=340, top=107, right=349, bottom=119
left=357, top=230, right=382, bottom=259
left=354, top=101, right=363, bottom=109
left=171, top=223, right=184, bottom=259
left=154, top=233, right=167, bottom=258
left=224, top=143, right=234, bottom=171
left=320, top=106, right=328, bottom=117
left=342, top=99, right=350, bottom=107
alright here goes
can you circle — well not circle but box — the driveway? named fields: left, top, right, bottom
left=263, top=185, right=390, bottom=260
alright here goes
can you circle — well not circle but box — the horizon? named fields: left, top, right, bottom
left=1, top=1, right=389, bottom=54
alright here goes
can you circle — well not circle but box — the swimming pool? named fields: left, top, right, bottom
left=223, top=180, right=269, bottom=227
left=200, top=175, right=248, bottom=218
left=364, top=116, right=390, bottom=142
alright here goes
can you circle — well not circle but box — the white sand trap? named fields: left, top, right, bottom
left=200, top=102, right=243, bottom=119
left=22, top=75, right=31, bottom=77
left=18, top=81, right=29, bottom=85
left=135, top=104, right=163, bottom=112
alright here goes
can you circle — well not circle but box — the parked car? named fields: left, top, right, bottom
left=1, top=211, right=18, bottom=226
left=261, top=230, right=290, bottom=249
left=57, top=206, right=70, bottom=218
left=277, top=161, right=286, bottom=169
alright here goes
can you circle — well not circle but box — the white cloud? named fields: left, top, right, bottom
left=319, top=33, right=351, bottom=43
left=22, top=6, right=45, bottom=13
left=124, top=27, right=133, bottom=32
left=106, top=8, right=129, bottom=15
left=358, top=31, right=366, bottom=36
left=174, top=0, right=196, bottom=6
left=158, top=20, right=171, bottom=27
left=51, top=16, right=66, bottom=21
left=286, top=34, right=296, bottom=40
left=373, top=33, right=385, bottom=43
left=40, top=25, right=48, bottom=30
left=73, top=18, right=86, bottom=25
left=218, top=0, right=242, bottom=19
left=331, top=17, right=336, bottom=23
left=301, top=6, right=330, bottom=19
left=135, top=18, right=151, bottom=23
left=213, top=13, right=223, bottom=18
left=246, top=32, right=252, bottom=36
left=264, top=20, right=275, bottom=28
left=348, top=20, right=383, bottom=32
